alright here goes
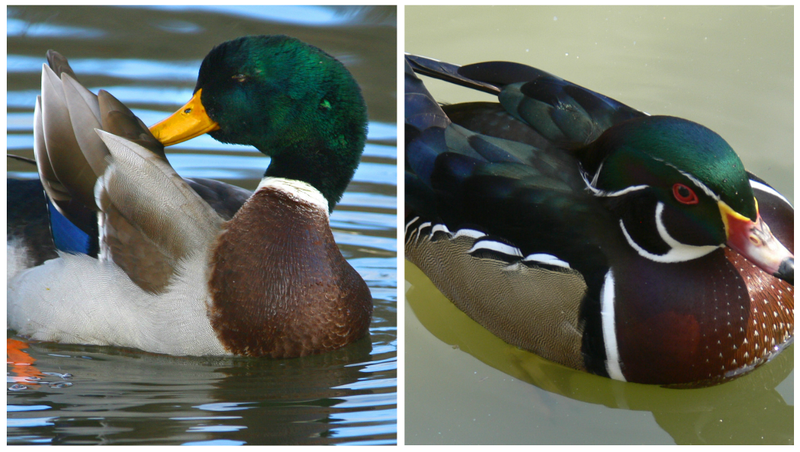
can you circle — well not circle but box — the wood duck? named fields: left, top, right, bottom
left=405, top=54, right=793, bottom=386
left=7, top=36, right=373, bottom=358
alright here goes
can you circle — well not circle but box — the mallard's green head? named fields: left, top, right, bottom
left=579, top=116, right=792, bottom=282
left=151, top=35, right=368, bottom=210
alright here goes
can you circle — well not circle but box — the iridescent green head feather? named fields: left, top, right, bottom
left=195, top=35, right=368, bottom=209
left=583, top=116, right=756, bottom=221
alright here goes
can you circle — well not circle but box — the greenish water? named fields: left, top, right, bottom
left=7, top=5, right=397, bottom=445
left=405, top=5, right=793, bottom=445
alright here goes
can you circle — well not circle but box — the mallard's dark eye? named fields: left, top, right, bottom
left=672, top=183, right=698, bottom=205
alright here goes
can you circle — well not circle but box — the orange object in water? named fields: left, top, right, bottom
left=7, top=338, right=42, bottom=384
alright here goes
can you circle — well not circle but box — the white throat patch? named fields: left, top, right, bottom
left=620, top=202, right=720, bottom=263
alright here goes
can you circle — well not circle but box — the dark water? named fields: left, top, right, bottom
left=7, top=5, right=397, bottom=445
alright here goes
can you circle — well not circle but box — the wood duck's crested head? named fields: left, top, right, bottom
left=580, top=116, right=793, bottom=283
left=582, top=116, right=752, bottom=217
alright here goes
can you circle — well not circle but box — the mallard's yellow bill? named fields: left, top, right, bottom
left=149, top=88, right=220, bottom=146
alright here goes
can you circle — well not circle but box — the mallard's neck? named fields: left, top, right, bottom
left=261, top=130, right=365, bottom=211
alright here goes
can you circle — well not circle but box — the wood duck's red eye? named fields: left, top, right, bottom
left=673, top=183, right=699, bottom=204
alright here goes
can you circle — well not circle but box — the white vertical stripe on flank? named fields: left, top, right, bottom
left=601, top=269, right=626, bottom=382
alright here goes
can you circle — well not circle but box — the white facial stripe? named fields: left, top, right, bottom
left=603, top=185, right=649, bottom=197
left=664, top=163, right=719, bottom=201
left=600, top=269, right=625, bottom=382
left=579, top=163, right=601, bottom=194
left=582, top=158, right=721, bottom=203
left=620, top=202, right=720, bottom=263
left=590, top=162, right=603, bottom=187
left=580, top=161, right=650, bottom=197
left=580, top=167, right=649, bottom=198
left=750, top=179, right=791, bottom=208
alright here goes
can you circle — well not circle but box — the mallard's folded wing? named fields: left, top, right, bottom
left=92, top=91, right=223, bottom=293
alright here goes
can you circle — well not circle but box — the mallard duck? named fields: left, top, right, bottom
left=405, top=54, right=793, bottom=386
left=7, top=35, right=373, bottom=358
